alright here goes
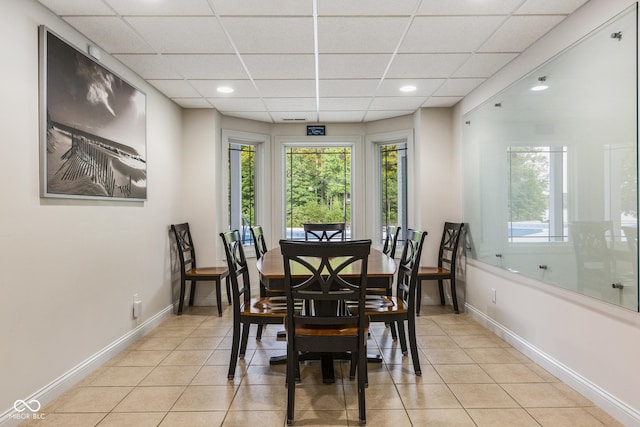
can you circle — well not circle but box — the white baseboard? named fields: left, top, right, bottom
left=465, top=303, right=640, bottom=427
left=0, top=305, right=174, bottom=427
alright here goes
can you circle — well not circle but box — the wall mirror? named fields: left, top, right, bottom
left=463, top=5, right=638, bottom=311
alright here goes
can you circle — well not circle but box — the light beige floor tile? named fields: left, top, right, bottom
left=439, top=324, right=490, bottom=336
left=112, top=386, right=184, bottom=412
left=133, top=337, right=185, bottom=351
left=191, top=364, right=245, bottom=385
left=448, top=383, right=519, bottom=408
left=480, top=363, right=545, bottom=383
left=526, top=363, right=560, bottom=382
left=423, top=348, right=474, bottom=364
left=160, top=411, right=226, bottom=427
left=527, top=407, right=607, bottom=426
left=378, top=347, right=414, bottom=365
left=248, top=349, right=288, bottom=366
left=344, top=383, right=404, bottom=410
left=414, top=322, right=448, bottom=336
left=416, top=335, right=460, bottom=349
left=347, top=409, right=411, bottom=427
left=207, top=349, right=253, bottom=367
left=287, top=384, right=347, bottom=411
left=433, top=364, right=494, bottom=383
left=176, top=336, right=224, bottom=351
left=584, top=407, right=625, bottom=426
left=149, top=326, right=198, bottom=338
left=387, top=363, right=443, bottom=384
left=230, top=384, right=288, bottom=411
left=189, top=326, right=232, bottom=337
left=54, top=387, right=132, bottom=413
left=96, top=412, right=166, bottom=426
left=467, top=408, right=539, bottom=427
left=504, top=347, right=534, bottom=363
left=407, top=408, right=476, bottom=426
left=243, top=364, right=287, bottom=385
left=160, top=350, right=212, bottom=366
left=89, top=366, right=153, bottom=386
left=172, top=385, right=237, bottom=411
left=139, top=365, right=200, bottom=386
left=112, top=350, right=170, bottom=367
left=396, top=384, right=461, bottom=409
left=464, top=348, right=521, bottom=364
left=501, top=383, right=583, bottom=408
left=222, top=410, right=287, bottom=427
left=451, top=334, right=510, bottom=348
left=552, top=382, right=596, bottom=406
left=24, top=413, right=106, bottom=426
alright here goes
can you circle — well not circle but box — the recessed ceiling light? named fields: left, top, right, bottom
left=531, top=76, right=548, bottom=91
left=217, top=86, right=234, bottom=94
left=399, top=85, right=417, bottom=93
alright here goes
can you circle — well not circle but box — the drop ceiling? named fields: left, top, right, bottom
left=36, top=0, right=590, bottom=123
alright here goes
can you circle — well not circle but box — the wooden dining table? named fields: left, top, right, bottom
left=256, top=246, right=397, bottom=383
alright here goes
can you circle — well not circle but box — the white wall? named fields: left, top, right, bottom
left=453, top=0, right=640, bottom=424
left=0, top=0, right=183, bottom=420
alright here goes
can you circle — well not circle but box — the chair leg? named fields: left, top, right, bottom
left=177, top=279, right=186, bottom=315
left=396, top=320, right=408, bottom=355
left=416, top=279, right=422, bottom=316
left=256, top=324, right=264, bottom=341
left=239, top=323, right=251, bottom=357
left=228, top=318, right=241, bottom=379
left=388, top=321, right=397, bottom=340
left=407, top=314, right=421, bottom=376
left=215, top=278, right=223, bottom=317
left=286, top=348, right=296, bottom=425
left=438, top=279, right=445, bottom=305
left=450, top=278, right=460, bottom=314
left=358, top=347, right=367, bottom=424
left=225, top=277, right=231, bottom=304
left=188, top=280, right=197, bottom=306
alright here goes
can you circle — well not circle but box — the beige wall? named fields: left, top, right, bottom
left=453, top=0, right=640, bottom=424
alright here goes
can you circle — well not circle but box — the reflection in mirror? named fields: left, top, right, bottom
left=462, top=5, right=638, bottom=310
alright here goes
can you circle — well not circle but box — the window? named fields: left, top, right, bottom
left=284, top=146, right=351, bottom=240
left=380, top=142, right=408, bottom=243
left=507, top=146, right=567, bottom=243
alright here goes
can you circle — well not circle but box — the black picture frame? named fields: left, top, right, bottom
left=39, top=26, right=147, bottom=201
left=307, top=125, right=326, bottom=136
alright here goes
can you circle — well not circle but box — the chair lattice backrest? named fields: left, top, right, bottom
left=396, top=229, right=427, bottom=308
left=251, top=225, right=268, bottom=260
left=382, top=225, right=401, bottom=259
left=171, top=223, right=197, bottom=271
left=280, top=239, right=371, bottom=324
left=220, top=230, right=252, bottom=307
left=438, top=222, right=464, bottom=271
left=303, top=223, right=346, bottom=241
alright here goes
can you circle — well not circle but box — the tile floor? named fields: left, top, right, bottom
left=21, top=305, right=623, bottom=427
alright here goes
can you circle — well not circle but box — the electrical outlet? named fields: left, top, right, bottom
left=133, top=294, right=142, bottom=318
left=491, top=288, right=496, bottom=303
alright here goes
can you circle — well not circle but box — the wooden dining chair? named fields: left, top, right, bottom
left=170, top=223, right=229, bottom=316
left=362, top=229, right=427, bottom=376
left=220, top=230, right=288, bottom=379
left=280, top=239, right=371, bottom=426
left=303, top=222, right=346, bottom=241
left=416, top=222, right=464, bottom=314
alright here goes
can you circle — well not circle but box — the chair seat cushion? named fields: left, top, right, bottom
left=186, top=266, right=229, bottom=278
left=294, top=319, right=370, bottom=337
left=417, top=266, right=451, bottom=277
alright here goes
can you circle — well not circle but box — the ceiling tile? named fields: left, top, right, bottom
left=319, top=80, right=379, bottom=97
left=148, top=80, right=201, bottom=98
left=38, top=0, right=114, bottom=15
left=254, top=80, right=316, bottom=98
left=164, top=55, right=249, bottom=79
left=422, top=96, right=463, bottom=107
left=114, top=54, right=182, bottom=79
left=400, top=16, right=506, bottom=52
left=376, top=79, right=445, bottom=96
left=317, top=0, right=420, bottom=16
left=63, top=17, right=154, bottom=53
left=417, top=0, right=523, bottom=15
left=516, top=0, right=589, bottom=15
left=386, top=53, right=470, bottom=78
left=318, top=17, right=409, bottom=53
left=364, top=111, right=414, bottom=121
left=318, top=112, right=366, bottom=122
left=189, top=80, right=259, bottom=98
left=171, top=98, right=213, bottom=108
left=319, top=54, right=391, bottom=79
left=211, top=0, right=312, bottom=16
left=263, top=98, right=317, bottom=111
left=105, top=0, right=213, bottom=16
left=208, top=98, right=267, bottom=111
left=222, top=111, right=275, bottom=123
left=320, top=98, right=372, bottom=111
left=125, top=17, right=234, bottom=54
left=243, top=55, right=316, bottom=79
left=369, top=96, right=427, bottom=111
left=220, top=17, right=314, bottom=54
left=433, top=78, right=485, bottom=97
left=453, top=53, right=519, bottom=78
left=479, top=15, right=565, bottom=52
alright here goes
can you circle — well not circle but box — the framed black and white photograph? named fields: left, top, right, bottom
left=39, top=26, right=147, bottom=201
